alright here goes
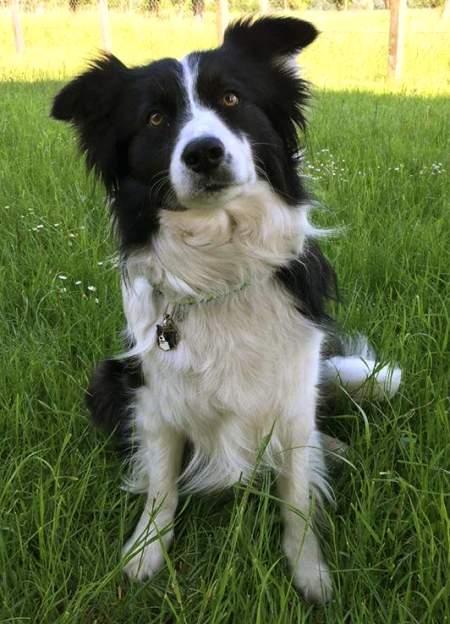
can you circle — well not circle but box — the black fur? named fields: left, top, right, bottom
left=86, top=357, right=143, bottom=445
left=52, top=55, right=185, bottom=251
left=277, top=239, right=339, bottom=324
left=113, top=176, right=162, bottom=253
left=223, top=16, right=318, bottom=60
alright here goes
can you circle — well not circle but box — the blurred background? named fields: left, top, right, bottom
left=1, top=0, right=449, bottom=92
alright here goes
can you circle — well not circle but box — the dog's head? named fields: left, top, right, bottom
left=52, top=17, right=318, bottom=250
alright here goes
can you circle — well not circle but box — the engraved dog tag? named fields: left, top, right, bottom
left=156, top=314, right=179, bottom=351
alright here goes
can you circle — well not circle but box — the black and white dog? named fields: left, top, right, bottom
left=52, top=17, right=400, bottom=602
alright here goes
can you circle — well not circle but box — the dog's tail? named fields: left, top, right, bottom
left=321, top=333, right=402, bottom=402
left=86, top=358, right=142, bottom=446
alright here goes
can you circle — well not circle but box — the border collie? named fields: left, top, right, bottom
left=52, top=17, right=400, bottom=603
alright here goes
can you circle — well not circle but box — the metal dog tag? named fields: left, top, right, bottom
left=156, top=313, right=179, bottom=351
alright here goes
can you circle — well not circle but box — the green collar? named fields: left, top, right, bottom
left=154, top=281, right=249, bottom=307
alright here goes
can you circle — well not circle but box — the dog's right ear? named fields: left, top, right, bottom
left=51, top=54, right=128, bottom=188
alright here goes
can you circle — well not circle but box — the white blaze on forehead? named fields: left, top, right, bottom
left=168, top=54, right=257, bottom=206
left=179, top=54, right=241, bottom=146
left=181, top=55, right=199, bottom=114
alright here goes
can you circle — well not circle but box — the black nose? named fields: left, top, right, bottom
left=182, top=136, right=225, bottom=174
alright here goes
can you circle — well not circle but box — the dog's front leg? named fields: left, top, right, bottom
left=122, top=408, right=184, bottom=582
left=277, top=428, right=332, bottom=603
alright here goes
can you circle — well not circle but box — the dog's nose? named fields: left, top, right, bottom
left=182, top=137, right=225, bottom=174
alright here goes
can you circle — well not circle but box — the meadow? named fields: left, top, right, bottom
left=0, top=8, right=449, bottom=624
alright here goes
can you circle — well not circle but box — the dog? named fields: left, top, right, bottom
left=52, top=17, right=401, bottom=603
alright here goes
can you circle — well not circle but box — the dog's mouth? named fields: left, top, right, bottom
left=162, top=181, right=239, bottom=212
left=203, top=182, right=230, bottom=194
left=193, top=179, right=244, bottom=204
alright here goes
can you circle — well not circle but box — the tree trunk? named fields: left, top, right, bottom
left=11, top=0, right=24, bottom=54
left=99, top=0, right=112, bottom=52
left=216, top=0, right=228, bottom=43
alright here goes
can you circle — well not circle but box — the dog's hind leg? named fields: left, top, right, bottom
left=122, top=388, right=184, bottom=581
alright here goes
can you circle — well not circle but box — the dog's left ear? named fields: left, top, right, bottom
left=223, top=16, right=318, bottom=60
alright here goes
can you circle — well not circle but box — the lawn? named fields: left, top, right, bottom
left=0, top=8, right=449, bottom=624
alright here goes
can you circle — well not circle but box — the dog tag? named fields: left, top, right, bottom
left=156, top=313, right=179, bottom=351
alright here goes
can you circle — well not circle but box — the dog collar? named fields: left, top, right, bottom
left=154, top=281, right=249, bottom=307
left=154, top=281, right=249, bottom=352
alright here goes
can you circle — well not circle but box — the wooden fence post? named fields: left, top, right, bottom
left=216, top=0, right=228, bottom=43
left=11, top=0, right=24, bottom=54
left=99, top=0, right=112, bottom=52
left=387, top=0, right=406, bottom=80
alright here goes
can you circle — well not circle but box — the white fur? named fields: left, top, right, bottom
left=121, top=179, right=332, bottom=601
left=321, top=334, right=402, bottom=400
left=169, top=57, right=256, bottom=208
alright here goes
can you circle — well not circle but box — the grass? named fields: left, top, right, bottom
left=0, top=9, right=449, bottom=624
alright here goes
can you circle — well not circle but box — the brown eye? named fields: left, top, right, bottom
left=149, top=112, right=164, bottom=127
left=222, top=92, right=239, bottom=108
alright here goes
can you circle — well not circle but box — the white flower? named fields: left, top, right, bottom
left=87, top=285, right=96, bottom=292
left=75, top=280, right=82, bottom=285
left=58, top=275, right=68, bottom=280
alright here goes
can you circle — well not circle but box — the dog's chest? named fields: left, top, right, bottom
left=124, top=193, right=320, bottom=439
left=139, top=281, right=321, bottom=429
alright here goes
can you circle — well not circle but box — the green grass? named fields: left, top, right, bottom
left=1, top=10, right=449, bottom=624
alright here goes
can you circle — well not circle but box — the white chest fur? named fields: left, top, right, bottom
left=122, top=182, right=323, bottom=491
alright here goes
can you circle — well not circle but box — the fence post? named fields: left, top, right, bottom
left=99, top=0, right=112, bottom=52
left=11, top=0, right=24, bottom=54
left=387, top=0, right=406, bottom=80
left=216, top=0, right=228, bottom=43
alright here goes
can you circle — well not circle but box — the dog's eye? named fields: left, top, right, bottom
left=222, top=92, right=239, bottom=108
left=149, top=112, right=165, bottom=127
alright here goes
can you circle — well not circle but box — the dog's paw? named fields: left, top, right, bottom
left=122, top=536, right=167, bottom=582
left=283, top=531, right=333, bottom=603
left=291, top=557, right=332, bottom=603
